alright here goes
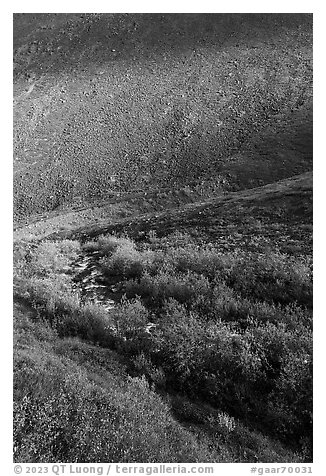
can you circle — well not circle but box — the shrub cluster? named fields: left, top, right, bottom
left=14, top=344, right=223, bottom=462
left=88, top=234, right=312, bottom=450
left=14, top=234, right=313, bottom=460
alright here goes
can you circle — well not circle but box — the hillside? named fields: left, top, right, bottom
left=57, top=171, right=313, bottom=251
left=13, top=13, right=312, bottom=220
left=13, top=13, right=313, bottom=464
left=13, top=171, right=313, bottom=463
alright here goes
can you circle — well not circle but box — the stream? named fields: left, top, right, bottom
left=71, top=251, right=119, bottom=311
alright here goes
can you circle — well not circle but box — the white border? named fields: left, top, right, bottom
left=3, top=3, right=323, bottom=474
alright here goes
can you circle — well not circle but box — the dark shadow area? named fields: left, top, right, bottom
left=14, top=13, right=312, bottom=79
left=13, top=13, right=313, bottom=221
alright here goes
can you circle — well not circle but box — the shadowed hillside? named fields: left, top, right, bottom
left=13, top=13, right=313, bottom=464
left=13, top=13, right=312, bottom=220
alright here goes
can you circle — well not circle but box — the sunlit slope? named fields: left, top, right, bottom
left=44, top=172, right=311, bottom=256
left=13, top=14, right=312, bottom=219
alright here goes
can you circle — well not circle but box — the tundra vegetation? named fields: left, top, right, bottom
left=13, top=13, right=312, bottom=464
left=14, top=227, right=312, bottom=462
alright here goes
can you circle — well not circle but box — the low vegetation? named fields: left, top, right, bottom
left=13, top=231, right=312, bottom=462
left=13, top=12, right=313, bottom=466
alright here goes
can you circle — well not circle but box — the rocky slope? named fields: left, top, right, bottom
left=13, top=13, right=312, bottom=221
